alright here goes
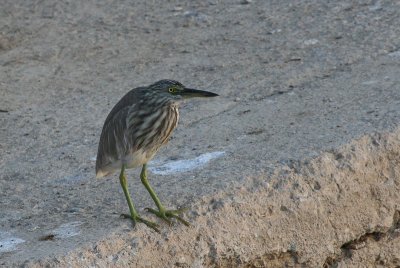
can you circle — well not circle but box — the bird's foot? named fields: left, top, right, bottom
left=145, top=207, right=190, bottom=226
left=120, top=213, right=160, bottom=233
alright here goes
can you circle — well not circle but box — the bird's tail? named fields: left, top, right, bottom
left=95, top=169, right=109, bottom=178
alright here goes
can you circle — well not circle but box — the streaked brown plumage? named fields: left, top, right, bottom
left=95, top=79, right=218, bottom=232
left=96, top=85, right=179, bottom=177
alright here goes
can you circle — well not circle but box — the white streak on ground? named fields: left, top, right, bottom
left=52, top=221, right=82, bottom=239
left=0, top=231, right=25, bottom=253
left=54, top=174, right=86, bottom=185
left=303, top=39, right=319, bottom=45
left=149, top=151, right=225, bottom=175
left=361, top=80, right=379, bottom=85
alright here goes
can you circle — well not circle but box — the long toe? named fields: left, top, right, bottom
left=145, top=207, right=190, bottom=227
left=120, top=213, right=132, bottom=219
left=136, top=216, right=161, bottom=233
left=145, top=208, right=172, bottom=225
left=165, top=211, right=190, bottom=226
left=120, top=213, right=160, bottom=233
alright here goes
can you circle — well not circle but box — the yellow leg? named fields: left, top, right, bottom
left=140, top=164, right=190, bottom=226
left=119, top=164, right=160, bottom=232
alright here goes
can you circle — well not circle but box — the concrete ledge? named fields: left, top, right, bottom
left=16, top=129, right=400, bottom=267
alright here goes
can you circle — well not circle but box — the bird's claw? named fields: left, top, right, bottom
left=145, top=207, right=190, bottom=227
left=120, top=213, right=160, bottom=233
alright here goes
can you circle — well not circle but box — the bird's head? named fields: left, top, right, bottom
left=149, top=79, right=218, bottom=100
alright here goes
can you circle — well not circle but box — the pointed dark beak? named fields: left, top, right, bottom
left=182, top=88, right=219, bottom=98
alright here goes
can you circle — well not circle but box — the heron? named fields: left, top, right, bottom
left=95, top=79, right=218, bottom=232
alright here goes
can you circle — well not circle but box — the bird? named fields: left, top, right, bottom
left=95, top=79, right=218, bottom=232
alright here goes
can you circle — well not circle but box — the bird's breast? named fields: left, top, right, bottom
left=157, top=104, right=179, bottom=146
left=127, top=103, right=179, bottom=162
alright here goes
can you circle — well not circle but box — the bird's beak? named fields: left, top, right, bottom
left=182, top=88, right=219, bottom=98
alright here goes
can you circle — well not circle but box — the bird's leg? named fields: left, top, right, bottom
left=141, top=164, right=190, bottom=226
left=119, top=164, right=160, bottom=233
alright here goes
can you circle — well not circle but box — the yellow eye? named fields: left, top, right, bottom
left=168, top=87, right=175, bottom=93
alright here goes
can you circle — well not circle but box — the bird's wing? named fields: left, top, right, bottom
left=96, top=87, right=148, bottom=174
left=96, top=106, right=131, bottom=173
left=103, top=87, right=146, bottom=126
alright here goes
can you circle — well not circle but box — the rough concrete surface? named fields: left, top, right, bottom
left=1, top=0, right=400, bottom=267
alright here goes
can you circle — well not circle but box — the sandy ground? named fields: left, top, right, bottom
left=1, top=0, right=400, bottom=267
